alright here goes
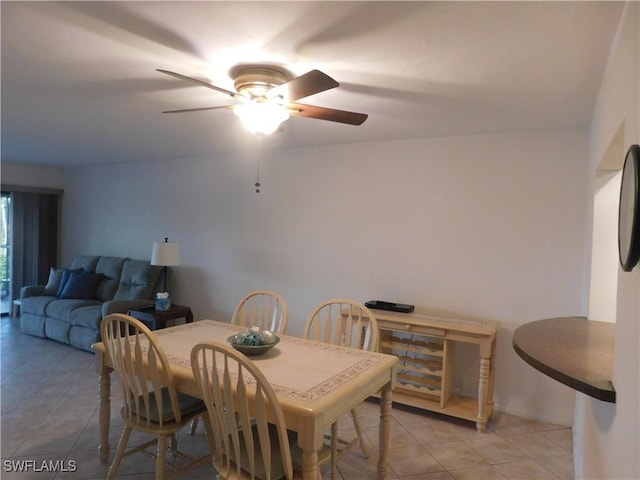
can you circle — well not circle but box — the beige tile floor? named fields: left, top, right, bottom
left=1, top=316, right=574, bottom=479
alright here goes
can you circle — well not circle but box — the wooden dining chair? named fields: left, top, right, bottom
left=191, top=341, right=328, bottom=480
left=190, top=289, right=289, bottom=435
left=303, top=299, right=379, bottom=480
left=100, top=313, right=214, bottom=480
left=232, top=289, right=289, bottom=334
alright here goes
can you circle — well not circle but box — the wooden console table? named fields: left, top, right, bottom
left=513, top=316, right=615, bottom=403
left=371, top=309, right=500, bottom=432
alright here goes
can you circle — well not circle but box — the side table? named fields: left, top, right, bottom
left=127, top=304, right=193, bottom=331
left=13, top=299, right=22, bottom=319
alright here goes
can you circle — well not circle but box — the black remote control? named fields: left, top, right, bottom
left=365, top=300, right=415, bottom=313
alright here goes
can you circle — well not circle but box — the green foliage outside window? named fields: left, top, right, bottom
left=1, top=195, right=10, bottom=297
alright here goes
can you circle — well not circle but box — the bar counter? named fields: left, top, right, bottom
left=512, top=316, right=615, bottom=403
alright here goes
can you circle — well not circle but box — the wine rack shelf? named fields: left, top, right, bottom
left=373, top=309, right=499, bottom=432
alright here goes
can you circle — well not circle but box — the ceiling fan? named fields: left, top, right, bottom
left=157, top=64, right=368, bottom=135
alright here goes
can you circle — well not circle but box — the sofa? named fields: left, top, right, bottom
left=20, top=255, right=163, bottom=352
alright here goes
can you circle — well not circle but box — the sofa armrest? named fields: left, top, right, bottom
left=102, top=299, right=155, bottom=317
left=21, top=285, right=46, bottom=299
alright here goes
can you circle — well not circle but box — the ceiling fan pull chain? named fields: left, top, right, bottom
left=255, top=134, right=263, bottom=193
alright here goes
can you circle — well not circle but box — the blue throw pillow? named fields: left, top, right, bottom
left=43, top=268, right=64, bottom=296
left=58, top=272, right=104, bottom=300
left=55, top=268, right=83, bottom=297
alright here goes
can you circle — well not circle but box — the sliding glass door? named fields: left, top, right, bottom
left=1, top=193, right=11, bottom=315
left=0, top=188, right=60, bottom=313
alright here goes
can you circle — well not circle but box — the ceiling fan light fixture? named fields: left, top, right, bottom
left=157, top=66, right=367, bottom=129
left=233, top=101, right=290, bottom=135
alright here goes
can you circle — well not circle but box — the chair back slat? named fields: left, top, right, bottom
left=232, top=290, right=289, bottom=334
left=191, top=342, right=295, bottom=480
left=255, top=388, right=271, bottom=477
left=343, top=306, right=355, bottom=347
left=304, top=299, right=379, bottom=352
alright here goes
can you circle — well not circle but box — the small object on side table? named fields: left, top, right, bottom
left=155, top=292, right=171, bottom=311
left=127, top=304, right=193, bottom=330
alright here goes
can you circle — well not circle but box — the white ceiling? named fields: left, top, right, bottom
left=1, top=1, right=625, bottom=168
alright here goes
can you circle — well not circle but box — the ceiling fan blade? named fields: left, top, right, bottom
left=268, top=70, right=338, bottom=102
left=288, top=102, right=368, bottom=125
left=157, top=69, right=240, bottom=98
left=162, top=105, right=233, bottom=114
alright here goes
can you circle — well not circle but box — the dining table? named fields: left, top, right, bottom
left=93, top=319, right=398, bottom=480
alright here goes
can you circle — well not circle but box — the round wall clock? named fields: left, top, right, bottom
left=619, top=144, right=640, bottom=272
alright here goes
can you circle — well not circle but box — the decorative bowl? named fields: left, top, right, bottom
left=227, top=334, right=280, bottom=356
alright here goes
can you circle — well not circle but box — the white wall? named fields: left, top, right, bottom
left=0, top=162, right=64, bottom=189
left=577, top=2, right=640, bottom=479
left=589, top=170, right=620, bottom=323
left=61, top=129, right=587, bottom=425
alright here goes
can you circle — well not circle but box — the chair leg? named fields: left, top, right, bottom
left=108, top=425, right=132, bottom=480
left=169, top=433, right=178, bottom=462
left=156, top=435, right=168, bottom=480
left=350, top=407, right=369, bottom=459
left=189, top=417, right=199, bottom=435
left=201, top=413, right=215, bottom=453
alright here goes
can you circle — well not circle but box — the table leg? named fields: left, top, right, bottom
left=476, top=353, right=491, bottom=432
left=301, top=450, right=318, bottom=480
left=488, top=339, right=497, bottom=406
left=96, top=352, right=112, bottom=464
left=378, top=384, right=392, bottom=480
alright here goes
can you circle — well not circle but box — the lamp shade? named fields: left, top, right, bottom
left=151, top=239, right=180, bottom=266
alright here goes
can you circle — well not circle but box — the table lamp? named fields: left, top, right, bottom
left=151, top=237, right=180, bottom=294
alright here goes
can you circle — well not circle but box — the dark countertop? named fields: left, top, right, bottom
left=513, top=316, right=616, bottom=403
